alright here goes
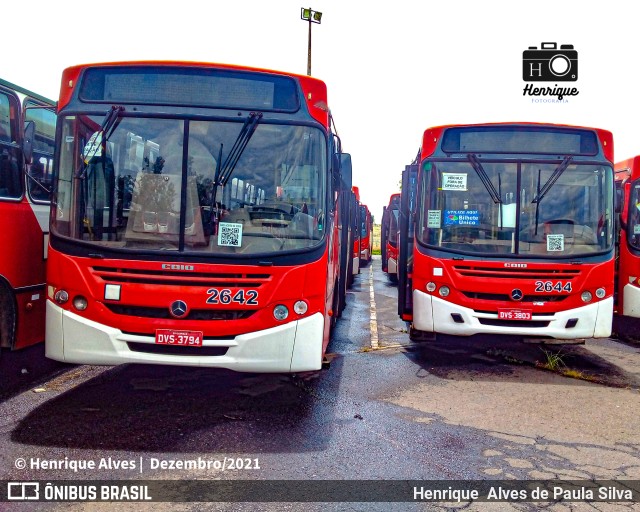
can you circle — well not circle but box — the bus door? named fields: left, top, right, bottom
left=337, top=153, right=353, bottom=315
left=398, top=163, right=418, bottom=319
left=381, top=205, right=388, bottom=271
left=620, top=178, right=640, bottom=316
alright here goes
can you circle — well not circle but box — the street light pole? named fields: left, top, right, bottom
left=300, top=7, right=322, bottom=76
left=307, top=14, right=312, bottom=76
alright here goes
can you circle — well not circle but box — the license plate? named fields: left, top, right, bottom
left=497, top=309, right=532, bottom=321
left=155, top=329, right=203, bottom=346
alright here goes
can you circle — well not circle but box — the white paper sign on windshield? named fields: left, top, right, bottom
left=441, top=173, right=467, bottom=191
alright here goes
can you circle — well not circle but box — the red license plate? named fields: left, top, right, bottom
left=155, top=329, right=203, bottom=346
left=497, top=309, right=532, bottom=321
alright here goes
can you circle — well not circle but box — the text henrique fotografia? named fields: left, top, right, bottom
left=522, top=42, right=579, bottom=101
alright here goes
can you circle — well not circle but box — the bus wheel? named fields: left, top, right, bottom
left=409, top=326, right=436, bottom=342
left=330, top=279, right=339, bottom=332
left=0, top=281, right=17, bottom=349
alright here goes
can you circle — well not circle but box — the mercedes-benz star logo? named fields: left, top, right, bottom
left=169, top=300, right=188, bottom=318
left=510, top=289, right=524, bottom=301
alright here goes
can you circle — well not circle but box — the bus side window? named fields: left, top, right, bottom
left=0, top=149, right=21, bottom=198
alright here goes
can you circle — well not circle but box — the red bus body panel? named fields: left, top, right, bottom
left=47, top=61, right=345, bottom=372
left=404, top=122, right=615, bottom=339
left=614, top=156, right=640, bottom=318
left=0, top=200, right=47, bottom=348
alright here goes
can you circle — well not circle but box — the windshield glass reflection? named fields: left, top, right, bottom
left=53, top=116, right=327, bottom=255
left=417, top=159, right=613, bottom=256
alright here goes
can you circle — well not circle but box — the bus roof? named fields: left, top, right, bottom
left=615, top=155, right=640, bottom=181
left=0, top=77, right=55, bottom=105
left=420, top=122, right=614, bottom=163
left=57, top=61, right=329, bottom=126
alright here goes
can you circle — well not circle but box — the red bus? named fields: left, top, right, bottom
left=398, top=122, right=615, bottom=341
left=351, top=186, right=361, bottom=277
left=46, top=61, right=352, bottom=373
left=381, top=192, right=401, bottom=282
left=359, top=203, right=373, bottom=265
left=614, top=156, right=640, bottom=320
left=335, top=153, right=355, bottom=318
left=0, top=78, right=56, bottom=357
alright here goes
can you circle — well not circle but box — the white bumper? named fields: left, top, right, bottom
left=46, top=301, right=324, bottom=372
left=388, top=257, right=397, bottom=276
left=352, top=256, right=360, bottom=275
left=412, top=290, right=613, bottom=339
left=622, top=283, right=640, bottom=318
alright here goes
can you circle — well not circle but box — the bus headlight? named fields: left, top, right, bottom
left=439, top=286, right=450, bottom=297
left=581, top=291, right=592, bottom=303
left=273, top=305, right=289, bottom=321
left=54, top=290, right=69, bottom=304
left=73, top=296, right=88, bottom=311
left=595, top=288, right=606, bottom=299
left=293, top=300, right=308, bottom=315
left=426, top=282, right=437, bottom=292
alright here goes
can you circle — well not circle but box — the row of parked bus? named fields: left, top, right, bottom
left=381, top=123, right=639, bottom=342
left=1, top=63, right=376, bottom=375
left=3, top=66, right=636, bottom=376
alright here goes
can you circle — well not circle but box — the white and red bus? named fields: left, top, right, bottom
left=614, top=156, right=640, bottom=321
left=359, top=203, right=373, bottom=266
left=381, top=192, right=400, bottom=282
left=0, top=78, right=56, bottom=357
left=350, top=186, right=362, bottom=278
left=398, top=122, right=615, bottom=341
left=46, top=61, right=352, bottom=372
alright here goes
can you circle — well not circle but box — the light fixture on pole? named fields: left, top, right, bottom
left=301, top=7, right=322, bottom=76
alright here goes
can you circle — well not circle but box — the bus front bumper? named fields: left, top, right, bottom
left=622, top=283, right=640, bottom=318
left=412, top=290, right=613, bottom=339
left=45, top=301, right=324, bottom=372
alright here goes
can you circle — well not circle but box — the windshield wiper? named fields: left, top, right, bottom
left=531, top=155, right=573, bottom=235
left=467, top=154, right=502, bottom=204
left=532, top=156, right=573, bottom=203
left=207, top=112, right=262, bottom=235
left=76, top=105, right=125, bottom=179
left=215, top=111, right=263, bottom=188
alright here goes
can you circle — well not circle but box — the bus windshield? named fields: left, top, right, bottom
left=53, top=115, right=327, bottom=255
left=417, top=158, right=614, bottom=256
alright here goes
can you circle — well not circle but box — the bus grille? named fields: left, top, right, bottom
left=126, top=343, right=228, bottom=356
left=91, top=266, right=271, bottom=287
left=478, top=318, right=551, bottom=328
left=105, top=304, right=255, bottom=321
left=461, top=291, right=568, bottom=302
left=453, top=265, right=580, bottom=280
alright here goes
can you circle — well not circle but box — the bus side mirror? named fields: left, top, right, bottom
left=23, top=121, right=35, bottom=164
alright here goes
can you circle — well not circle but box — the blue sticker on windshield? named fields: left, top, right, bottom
left=444, top=210, right=480, bottom=226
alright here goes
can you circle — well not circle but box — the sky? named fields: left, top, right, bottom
left=5, top=0, right=640, bottom=221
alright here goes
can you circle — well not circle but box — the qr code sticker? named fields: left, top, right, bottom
left=218, top=222, right=243, bottom=247
left=547, top=234, right=564, bottom=252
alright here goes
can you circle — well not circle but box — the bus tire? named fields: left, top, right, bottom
left=409, top=326, right=436, bottom=342
left=0, top=280, right=17, bottom=350
left=330, top=279, right=340, bottom=332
